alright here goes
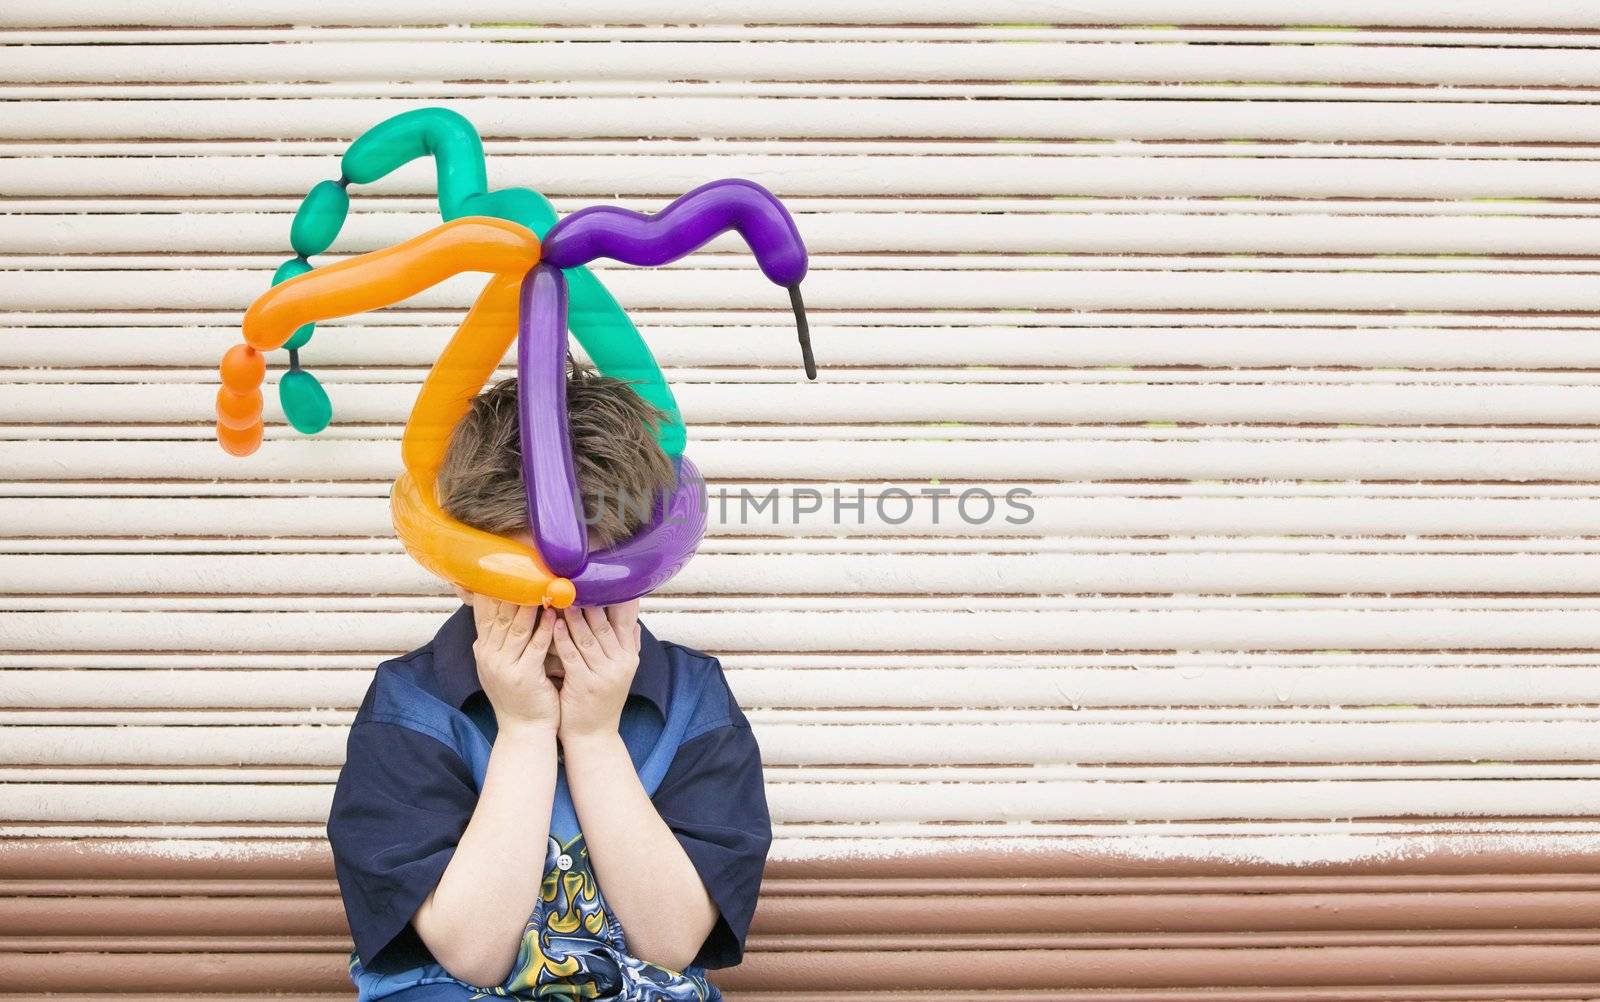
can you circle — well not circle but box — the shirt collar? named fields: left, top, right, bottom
left=431, top=603, right=671, bottom=716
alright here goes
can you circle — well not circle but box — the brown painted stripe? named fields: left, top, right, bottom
left=753, top=889, right=1600, bottom=933
left=0, top=952, right=347, bottom=992
left=0, top=879, right=333, bottom=896
left=0, top=896, right=344, bottom=935
left=10, top=888, right=1600, bottom=937
left=745, top=929, right=1600, bottom=950
left=0, top=988, right=1594, bottom=1001
left=0, top=985, right=1569, bottom=1002
left=7, top=944, right=1600, bottom=993
left=0, top=936, right=349, bottom=952
left=13, top=835, right=1600, bottom=878
left=14, top=873, right=1600, bottom=896
left=12, top=930, right=1600, bottom=954
left=6, top=838, right=1600, bottom=996
left=10, top=873, right=1600, bottom=899
left=716, top=946, right=1600, bottom=991
left=758, top=873, right=1600, bottom=894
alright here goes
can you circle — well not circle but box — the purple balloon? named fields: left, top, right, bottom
left=567, top=455, right=708, bottom=607
left=542, top=178, right=815, bottom=378
left=517, top=263, right=709, bottom=604
left=513, top=178, right=809, bottom=604
left=517, top=264, right=588, bottom=578
left=542, top=178, right=807, bottom=286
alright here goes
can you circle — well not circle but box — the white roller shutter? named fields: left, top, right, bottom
left=4, top=0, right=1600, bottom=869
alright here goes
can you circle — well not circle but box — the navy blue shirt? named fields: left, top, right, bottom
left=327, top=604, right=772, bottom=975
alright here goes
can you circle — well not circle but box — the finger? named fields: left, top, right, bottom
left=517, top=607, right=557, bottom=666
left=607, top=599, right=641, bottom=649
left=505, top=602, right=537, bottom=652
left=471, top=593, right=511, bottom=651
left=484, top=597, right=517, bottom=649
left=468, top=591, right=493, bottom=638
left=561, top=608, right=603, bottom=670
left=491, top=596, right=516, bottom=630
left=479, top=601, right=504, bottom=649
left=582, top=605, right=622, bottom=660
left=551, top=618, right=592, bottom=679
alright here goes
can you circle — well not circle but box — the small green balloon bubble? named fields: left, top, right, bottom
left=279, top=368, right=332, bottom=434
left=282, top=322, right=316, bottom=351
left=290, top=180, right=350, bottom=258
left=272, top=258, right=311, bottom=285
left=271, top=258, right=316, bottom=348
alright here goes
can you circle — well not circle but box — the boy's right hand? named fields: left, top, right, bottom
left=459, top=588, right=561, bottom=732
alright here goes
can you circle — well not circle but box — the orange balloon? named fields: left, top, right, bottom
left=216, top=420, right=263, bottom=457
left=225, top=215, right=570, bottom=605
left=216, top=386, right=262, bottom=430
left=401, top=273, right=517, bottom=474
left=220, top=344, right=265, bottom=394
left=390, top=273, right=574, bottom=608
left=392, top=472, right=572, bottom=608
left=242, top=216, right=541, bottom=353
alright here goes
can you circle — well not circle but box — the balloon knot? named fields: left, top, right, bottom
left=545, top=578, right=577, bottom=609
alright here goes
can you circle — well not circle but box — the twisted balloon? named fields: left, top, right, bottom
left=543, top=178, right=815, bottom=379
left=218, top=107, right=686, bottom=457
left=221, top=109, right=814, bottom=609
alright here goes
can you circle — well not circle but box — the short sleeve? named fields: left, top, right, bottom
left=649, top=684, right=773, bottom=969
left=326, top=714, right=479, bottom=971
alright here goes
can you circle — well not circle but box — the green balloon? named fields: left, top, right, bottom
left=279, top=368, right=332, bottom=434
left=270, top=258, right=316, bottom=350
left=290, top=180, right=349, bottom=258
left=457, top=187, right=556, bottom=231
left=273, top=258, right=311, bottom=283
left=337, top=107, right=686, bottom=456
left=565, top=267, right=686, bottom=456
left=342, top=108, right=489, bottom=218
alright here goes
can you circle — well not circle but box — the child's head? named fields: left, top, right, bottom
left=437, top=359, right=676, bottom=551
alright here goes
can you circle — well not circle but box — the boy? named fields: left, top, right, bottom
left=327, top=365, right=771, bottom=1001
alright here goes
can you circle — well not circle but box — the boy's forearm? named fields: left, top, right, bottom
left=562, top=731, right=719, bottom=972
left=414, top=722, right=558, bottom=986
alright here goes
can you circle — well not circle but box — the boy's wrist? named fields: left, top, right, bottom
left=497, top=718, right=560, bottom=745
left=558, top=728, right=626, bottom=761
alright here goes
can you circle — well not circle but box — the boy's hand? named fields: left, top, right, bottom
left=462, top=589, right=561, bottom=733
left=551, top=601, right=641, bottom=743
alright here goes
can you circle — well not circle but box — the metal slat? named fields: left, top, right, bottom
left=5, top=15, right=1600, bottom=995
left=11, top=1, right=1600, bottom=29
left=11, top=39, right=1600, bottom=88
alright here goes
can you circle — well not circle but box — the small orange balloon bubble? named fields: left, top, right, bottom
left=544, top=578, right=576, bottom=609
left=217, top=420, right=263, bottom=457
left=220, top=344, right=265, bottom=394
left=216, top=386, right=262, bottom=430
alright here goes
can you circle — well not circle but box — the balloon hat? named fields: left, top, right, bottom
left=216, top=108, right=814, bottom=608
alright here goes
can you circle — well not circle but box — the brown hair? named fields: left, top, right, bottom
left=437, top=360, right=676, bottom=549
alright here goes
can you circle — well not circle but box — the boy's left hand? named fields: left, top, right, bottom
left=551, top=600, right=642, bottom=743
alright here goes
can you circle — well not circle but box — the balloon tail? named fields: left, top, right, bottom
left=789, top=284, right=816, bottom=380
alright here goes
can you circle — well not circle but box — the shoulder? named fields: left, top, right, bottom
left=339, top=631, right=476, bottom=773
left=349, top=605, right=479, bottom=727
left=332, top=649, right=480, bottom=818
left=349, top=641, right=446, bottom=728
left=656, top=638, right=749, bottom=743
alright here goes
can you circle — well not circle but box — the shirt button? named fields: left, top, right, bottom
left=556, top=853, right=573, bottom=871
